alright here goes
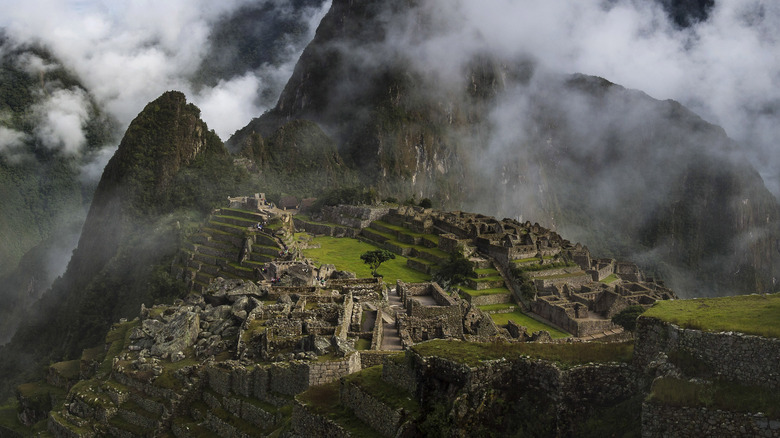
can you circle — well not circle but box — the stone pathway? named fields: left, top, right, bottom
left=380, top=288, right=404, bottom=351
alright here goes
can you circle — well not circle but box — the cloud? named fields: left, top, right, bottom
left=0, top=126, right=28, bottom=152
left=380, top=0, right=780, bottom=197
left=33, top=88, right=91, bottom=154
left=0, top=0, right=330, bottom=140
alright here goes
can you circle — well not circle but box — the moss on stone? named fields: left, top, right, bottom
left=412, top=339, right=633, bottom=368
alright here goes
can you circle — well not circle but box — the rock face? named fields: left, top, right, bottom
left=230, top=0, right=780, bottom=298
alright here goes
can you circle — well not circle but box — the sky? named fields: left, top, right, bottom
left=0, top=0, right=777, bottom=196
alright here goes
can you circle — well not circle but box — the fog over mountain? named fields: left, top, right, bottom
left=1, top=0, right=776, bottom=191
left=0, top=0, right=777, bottom=310
left=0, top=0, right=330, bottom=144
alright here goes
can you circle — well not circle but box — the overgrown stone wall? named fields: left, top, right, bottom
left=339, top=380, right=404, bottom=437
left=359, top=351, right=400, bottom=369
left=322, top=205, right=391, bottom=229
left=290, top=401, right=351, bottom=438
left=641, top=401, right=780, bottom=437
left=308, top=353, right=361, bottom=387
left=381, top=354, right=418, bottom=395
left=635, top=317, right=780, bottom=389
left=468, top=293, right=513, bottom=306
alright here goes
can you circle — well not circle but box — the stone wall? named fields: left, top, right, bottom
left=370, top=308, right=384, bottom=350
left=292, top=218, right=358, bottom=238
left=467, top=293, right=513, bottom=306
left=308, top=353, right=361, bottom=387
left=339, top=380, right=404, bottom=437
left=641, top=401, right=780, bottom=437
left=635, top=317, right=780, bottom=389
left=381, top=354, right=418, bottom=395
left=290, top=401, right=351, bottom=438
left=359, top=351, right=400, bottom=369
left=322, top=205, right=391, bottom=229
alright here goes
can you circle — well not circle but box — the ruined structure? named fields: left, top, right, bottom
left=11, top=202, right=734, bottom=438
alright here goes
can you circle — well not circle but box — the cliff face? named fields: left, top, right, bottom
left=230, top=0, right=780, bottom=297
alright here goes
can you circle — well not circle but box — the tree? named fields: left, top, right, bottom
left=419, top=198, right=433, bottom=208
left=611, top=305, right=646, bottom=332
left=433, top=251, right=475, bottom=286
left=360, top=249, right=395, bottom=277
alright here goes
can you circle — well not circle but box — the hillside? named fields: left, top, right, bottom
left=0, top=91, right=247, bottom=399
left=1, top=202, right=777, bottom=437
left=0, top=37, right=117, bottom=344
left=229, top=0, right=780, bottom=298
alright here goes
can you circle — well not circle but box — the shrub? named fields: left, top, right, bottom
left=611, top=306, right=646, bottom=332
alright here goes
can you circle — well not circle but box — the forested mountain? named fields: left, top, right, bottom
left=0, top=36, right=116, bottom=344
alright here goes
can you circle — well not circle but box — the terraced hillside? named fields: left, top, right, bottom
left=173, top=208, right=290, bottom=292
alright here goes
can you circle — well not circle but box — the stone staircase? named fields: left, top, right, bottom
left=173, top=208, right=287, bottom=292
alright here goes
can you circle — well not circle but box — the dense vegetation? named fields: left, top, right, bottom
left=0, top=38, right=117, bottom=345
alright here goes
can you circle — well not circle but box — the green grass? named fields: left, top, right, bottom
left=0, top=400, right=30, bottom=435
left=642, top=293, right=780, bottom=338
left=474, top=268, right=499, bottom=276
left=343, top=366, right=419, bottom=414
left=355, top=338, right=371, bottom=351
left=412, top=339, right=633, bottom=368
left=489, top=311, right=570, bottom=338
left=98, top=320, right=139, bottom=376
left=649, top=377, right=780, bottom=417
left=533, top=271, right=587, bottom=279
left=600, top=274, right=619, bottom=284
left=294, top=214, right=342, bottom=228
left=50, top=360, right=80, bottom=380
left=458, top=286, right=510, bottom=297
left=470, top=275, right=504, bottom=283
left=477, top=303, right=517, bottom=312
left=302, top=236, right=430, bottom=284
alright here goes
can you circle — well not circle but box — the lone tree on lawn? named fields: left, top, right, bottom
left=360, top=249, right=395, bottom=277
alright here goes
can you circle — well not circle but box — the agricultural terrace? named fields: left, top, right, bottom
left=642, top=293, right=780, bottom=338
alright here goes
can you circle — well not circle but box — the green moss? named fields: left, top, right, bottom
left=355, top=338, right=371, bottom=351
left=649, top=377, right=780, bottom=417
left=457, top=286, right=510, bottom=297
left=50, top=360, right=80, bottom=380
left=642, top=293, right=780, bottom=338
left=412, top=339, right=633, bottom=368
left=489, top=311, right=570, bottom=338
left=344, top=366, right=419, bottom=415
left=297, top=382, right=378, bottom=436
left=600, top=274, right=619, bottom=284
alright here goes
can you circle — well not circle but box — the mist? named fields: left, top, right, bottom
left=0, top=0, right=330, bottom=143
left=0, top=0, right=330, bottom=345
left=384, top=0, right=780, bottom=198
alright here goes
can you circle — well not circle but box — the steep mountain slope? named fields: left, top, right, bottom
left=0, top=91, right=246, bottom=398
left=230, top=0, right=780, bottom=297
left=0, top=37, right=116, bottom=344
